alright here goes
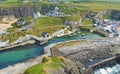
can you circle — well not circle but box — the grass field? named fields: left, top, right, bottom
left=74, top=2, right=120, bottom=12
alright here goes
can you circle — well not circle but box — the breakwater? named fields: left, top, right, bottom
left=50, top=36, right=120, bottom=74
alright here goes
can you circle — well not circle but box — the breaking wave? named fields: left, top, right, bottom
left=94, top=64, right=120, bottom=74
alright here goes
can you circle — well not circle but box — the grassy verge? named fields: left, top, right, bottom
left=54, top=40, right=87, bottom=48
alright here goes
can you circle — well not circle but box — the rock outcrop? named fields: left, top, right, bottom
left=51, top=37, right=120, bottom=67
left=0, top=6, right=40, bottom=18
left=24, top=56, right=94, bottom=74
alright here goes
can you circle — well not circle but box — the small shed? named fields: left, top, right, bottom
left=42, top=32, right=50, bottom=38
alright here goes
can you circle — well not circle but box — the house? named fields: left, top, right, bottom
left=65, top=21, right=74, bottom=26
left=17, top=19, right=26, bottom=25
left=103, top=25, right=113, bottom=33
left=47, top=6, right=65, bottom=17
left=42, top=32, right=50, bottom=38
left=47, top=11, right=58, bottom=16
left=33, top=12, right=41, bottom=19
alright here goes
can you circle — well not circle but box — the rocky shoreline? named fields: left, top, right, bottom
left=51, top=37, right=120, bottom=64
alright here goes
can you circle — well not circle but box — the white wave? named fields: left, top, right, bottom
left=94, top=64, right=120, bottom=74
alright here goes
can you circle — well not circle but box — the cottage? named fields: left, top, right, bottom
left=47, top=11, right=59, bottom=16
left=47, top=6, right=65, bottom=17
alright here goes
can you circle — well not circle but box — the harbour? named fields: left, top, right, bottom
left=0, top=30, right=102, bottom=69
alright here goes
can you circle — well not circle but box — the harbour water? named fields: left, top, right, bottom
left=0, top=31, right=102, bottom=69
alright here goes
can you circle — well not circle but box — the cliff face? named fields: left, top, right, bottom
left=0, top=6, right=40, bottom=18
left=0, top=3, right=58, bottom=18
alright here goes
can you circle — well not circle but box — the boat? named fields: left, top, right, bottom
left=40, top=40, right=48, bottom=45
left=73, top=33, right=77, bottom=35
left=81, top=34, right=87, bottom=39
left=77, top=31, right=81, bottom=33
left=68, top=34, right=73, bottom=36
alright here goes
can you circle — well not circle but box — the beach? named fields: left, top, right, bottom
left=0, top=19, right=17, bottom=31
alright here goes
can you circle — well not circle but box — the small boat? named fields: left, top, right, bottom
left=81, top=34, right=86, bottom=39
left=82, top=36, right=87, bottom=39
left=68, top=34, right=73, bottom=36
left=77, top=31, right=81, bottom=33
left=73, top=33, right=77, bottom=35
left=40, top=40, right=48, bottom=45
left=81, top=34, right=86, bottom=36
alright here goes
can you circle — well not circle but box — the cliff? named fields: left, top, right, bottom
left=0, top=3, right=57, bottom=19
left=0, top=5, right=40, bottom=18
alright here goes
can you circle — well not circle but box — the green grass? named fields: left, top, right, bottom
left=33, top=14, right=80, bottom=28
left=1, top=1, right=119, bottom=42
left=4, top=0, right=18, bottom=2
left=33, top=17, right=64, bottom=28
left=54, top=40, right=87, bottom=48
left=24, top=56, right=69, bottom=74
left=0, top=14, right=81, bottom=42
left=0, top=26, right=65, bottom=42
left=74, top=2, right=120, bottom=12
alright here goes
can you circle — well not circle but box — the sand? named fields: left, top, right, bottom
left=0, top=19, right=17, bottom=31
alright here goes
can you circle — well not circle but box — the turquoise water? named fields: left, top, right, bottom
left=0, top=31, right=102, bottom=69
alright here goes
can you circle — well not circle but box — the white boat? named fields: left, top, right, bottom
left=81, top=34, right=87, bottom=39
left=68, top=34, right=73, bottom=36
left=73, top=33, right=77, bottom=35
left=77, top=31, right=81, bottom=33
